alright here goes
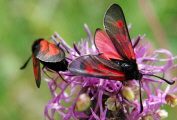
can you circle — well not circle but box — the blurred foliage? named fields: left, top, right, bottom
left=0, top=0, right=177, bottom=119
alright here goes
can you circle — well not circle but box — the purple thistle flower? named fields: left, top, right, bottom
left=43, top=24, right=177, bottom=120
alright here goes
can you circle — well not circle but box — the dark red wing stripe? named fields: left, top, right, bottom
left=32, top=55, right=41, bottom=88
left=69, top=55, right=125, bottom=81
left=104, top=4, right=136, bottom=60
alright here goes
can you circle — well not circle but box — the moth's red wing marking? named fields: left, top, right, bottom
left=34, top=39, right=65, bottom=62
left=40, top=40, right=60, bottom=56
left=40, top=40, right=48, bottom=51
left=117, top=20, right=124, bottom=31
left=104, top=4, right=136, bottom=60
left=32, top=55, right=41, bottom=88
left=47, top=43, right=60, bottom=56
left=97, top=64, right=124, bottom=77
left=69, top=55, right=125, bottom=81
left=94, top=28, right=123, bottom=60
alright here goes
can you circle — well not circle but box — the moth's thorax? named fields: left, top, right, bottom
left=112, top=59, right=142, bottom=80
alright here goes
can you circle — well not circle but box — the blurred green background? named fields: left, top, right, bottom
left=1, top=0, right=177, bottom=119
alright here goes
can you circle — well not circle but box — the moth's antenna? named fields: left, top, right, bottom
left=139, top=80, right=143, bottom=113
left=142, top=74, right=175, bottom=85
left=20, top=55, right=32, bottom=69
left=65, top=57, right=72, bottom=61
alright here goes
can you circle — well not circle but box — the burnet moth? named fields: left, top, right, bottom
left=20, top=38, right=68, bottom=88
left=68, top=4, right=175, bottom=113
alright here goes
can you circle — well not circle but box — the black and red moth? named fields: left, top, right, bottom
left=21, top=39, right=68, bottom=88
left=68, top=3, right=175, bottom=113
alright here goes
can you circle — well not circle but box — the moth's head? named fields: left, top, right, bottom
left=32, top=38, right=44, bottom=53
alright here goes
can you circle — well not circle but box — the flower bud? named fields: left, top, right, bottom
left=105, top=96, right=120, bottom=111
left=76, top=93, right=91, bottom=111
left=122, top=86, right=135, bottom=100
left=142, top=115, right=150, bottom=120
left=165, top=94, right=177, bottom=107
left=156, top=109, right=168, bottom=119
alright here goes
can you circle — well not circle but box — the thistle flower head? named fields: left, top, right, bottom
left=43, top=24, right=177, bottom=120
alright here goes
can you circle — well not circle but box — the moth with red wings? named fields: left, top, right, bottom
left=21, top=39, right=68, bottom=88
left=68, top=3, right=175, bottom=113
